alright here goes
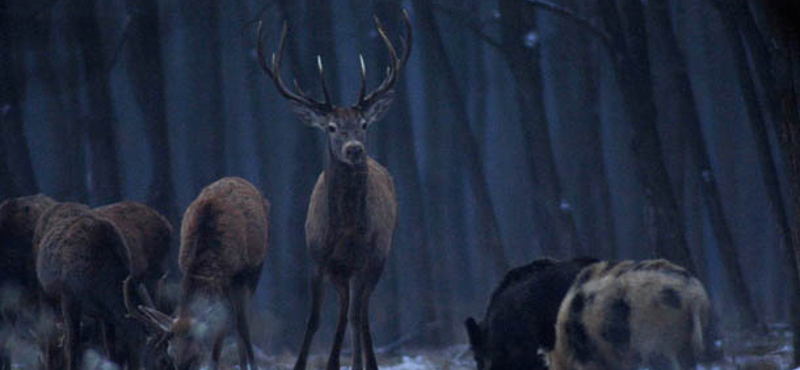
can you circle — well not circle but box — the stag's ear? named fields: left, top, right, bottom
left=291, top=103, right=328, bottom=129
left=363, top=90, right=395, bottom=125
left=465, top=317, right=483, bottom=350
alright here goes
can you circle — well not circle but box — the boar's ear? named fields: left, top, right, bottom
left=465, top=317, right=482, bottom=349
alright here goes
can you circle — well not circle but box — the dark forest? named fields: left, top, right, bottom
left=2, top=0, right=800, bottom=369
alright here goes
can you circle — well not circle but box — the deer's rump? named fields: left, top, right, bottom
left=179, top=177, right=269, bottom=276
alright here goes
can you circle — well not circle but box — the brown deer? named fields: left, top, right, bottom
left=36, top=205, right=147, bottom=370
left=0, top=194, right=56, bottom=369
left=95, top=201, right=173, bottom=311
left=256, top=10, right=411, bottom=370
left=131, top=177, right=270, bottom=370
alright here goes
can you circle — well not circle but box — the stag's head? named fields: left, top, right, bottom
left=257, top=11, right=412, bottom=166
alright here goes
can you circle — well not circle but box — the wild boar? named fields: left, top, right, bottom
left=548, top=259, right=721, bottom=370
left=465, top=257, right=598, bottom=370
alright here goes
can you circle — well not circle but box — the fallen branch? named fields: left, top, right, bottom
left=376, top=320, right=440, bottom=355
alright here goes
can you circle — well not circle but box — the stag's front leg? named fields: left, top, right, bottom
left=326, top=276, right=350, bottom=370
left=294, top=267, right=325, bottom=370
left=358, top=264, right=385, bottom=370
left=349, top=285, right=364, bottom=370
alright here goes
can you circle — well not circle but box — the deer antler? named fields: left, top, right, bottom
left=257, top=21, right=333, bottom=112
left=357, top=9, right=413, bottom=109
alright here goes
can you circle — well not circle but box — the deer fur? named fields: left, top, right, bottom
left=95, top=201, right=173, bottom=310
left=549, top=259, right=720, bottom=370
left=35, top=206, right=145, bottom=370
left=257, top=11, right=410, bottom=370
left=0, top=194, right=56, bottom=369
left=135, top=177, right=269, bottom=370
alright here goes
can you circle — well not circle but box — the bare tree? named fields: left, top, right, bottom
left=410, top=0, right=510, bottom=277
left=648, top=0, right=761, bottom=331
left=69, top=0, right=123, bottom=205
left=124, top=0, right=179, bottom=232
left=0, top=0, right=38, bottom=196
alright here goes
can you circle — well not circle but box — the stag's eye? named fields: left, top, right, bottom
left=328, top=123, right=337, bottom=133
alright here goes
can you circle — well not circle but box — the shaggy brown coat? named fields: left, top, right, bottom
left=137, top=177, right=269, bottom=370
left=549, top=259, right=718, bottom=370
left=95, top=201, right=173, bottom=311
left=36, top=207, right=144, bottom=370
left=0, top=194, right=57, bottom=369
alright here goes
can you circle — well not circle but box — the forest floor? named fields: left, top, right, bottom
left=246, top=324, right=796, bottom=370
left=4, top=324, right=796, bottom=370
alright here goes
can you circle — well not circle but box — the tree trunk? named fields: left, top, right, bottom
left=124, top=0, right=179, bottom=231
left=27, top=11, right=88, bottom=203
left=499, top=0, right=581, bottom=257
left=410, top=0, right=510, bottom=276
left=0, top=0, right=38, bottom=196
left=70, top=0, right=123, bottom=205
left=647, top=0, right=761, bottom=331
left=753, top=1, right=800, bottom=362
left=179, top=1, right=226, bottom=192
left=596, top=0, right=695, bottom=271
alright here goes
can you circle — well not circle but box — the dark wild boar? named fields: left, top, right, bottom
left=548, top=259, right=721, bottom=370
left=134, top=177, right=269, bottom=370
left=465, top=257, right=598, bottom=370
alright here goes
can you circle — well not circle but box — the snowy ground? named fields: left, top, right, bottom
left=5, top=323, right=797, bottom=370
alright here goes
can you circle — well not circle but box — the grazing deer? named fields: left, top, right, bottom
left=0, top=194, right=56, bottom=369
left=256, top=10, right=411, bottom=370
left=36, top=206, right=147, bottom=370
left=132, top=177, right=270, bottom=370
left=95, top=201, right=173, bottom=311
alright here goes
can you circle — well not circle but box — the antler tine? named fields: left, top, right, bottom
left=358, top=10, right=412, bottom=107
left=400, top=9, right=413, bottom=67
left=123, top=276, right=162, bottom=330
left=317, top=56, right=333, bottom=107
left=256, top=20, right=328, bottom=111
left=357, top=54, right=367, bottom=104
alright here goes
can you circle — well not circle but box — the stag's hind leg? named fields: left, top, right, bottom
left=293, top=267, right=325, bottom=370
left=355, top=263, right=385, bottom=370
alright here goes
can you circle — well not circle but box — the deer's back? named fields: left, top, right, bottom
left=179, top=177, right=269, bottom=278
left=95, top=201, right=173, bottom=282
left=305, top=158, right=397, bottom=272
left=36, top=211, right=131, bottom=305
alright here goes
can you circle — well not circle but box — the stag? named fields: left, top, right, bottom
left=256, top=10, right=411, bottom=370
left=132, top=177, right=270, bottom=370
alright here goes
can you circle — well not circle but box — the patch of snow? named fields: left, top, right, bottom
left=382, top=356, right=435, bottom=370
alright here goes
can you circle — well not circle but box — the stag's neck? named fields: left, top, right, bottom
left=324, top=151, right=369, bottom=232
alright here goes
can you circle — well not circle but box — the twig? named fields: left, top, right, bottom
left=521, top=0, right=618, bottom=59
left=432, top=4, right=502, bottom=50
